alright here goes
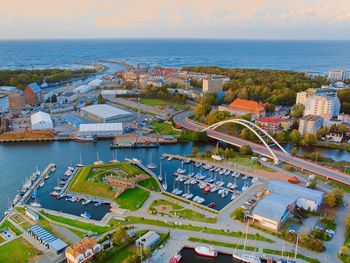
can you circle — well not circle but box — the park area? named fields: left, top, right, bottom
left=0, top=237, right=40, bottom=263
left=68, top=162, right=146, bottom=199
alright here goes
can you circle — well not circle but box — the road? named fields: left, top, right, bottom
left=173, top=111, right=350, bottom=186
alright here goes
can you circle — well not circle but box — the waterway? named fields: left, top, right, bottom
left=1, top=139, right=350, bottom=219
left=180, top=247, right=241, bottom=263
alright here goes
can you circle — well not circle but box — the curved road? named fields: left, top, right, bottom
left=174, top=111, right=350, bottom=185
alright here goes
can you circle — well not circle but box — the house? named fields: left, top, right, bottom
left=135, top=231, right=160, bottom=248
left=24, top=83, right=42, bottom=105
left=65, top=238, right=101, bottom=263
left=221, top=98, right=265, bottom=120
left=256, top=116, right=291, bottom=132
left=328, top=132, right=344, bottom=143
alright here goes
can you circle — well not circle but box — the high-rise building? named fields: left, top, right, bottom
left=298, top=115, right=323, bottom=135
left=328, top=70, right=350, bottom=82
left=202, top=78, right=224, bottom=93
left=296, top=88, right=340, bottom=120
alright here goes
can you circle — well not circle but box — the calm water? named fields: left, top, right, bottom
left=1, top=39, right=350, bottom=73
left=0, top=140, right=214, bottom=219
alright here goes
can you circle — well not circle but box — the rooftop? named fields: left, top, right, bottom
left=256, top=116, right=288, bottom=123
left=27, top=83, right=41, bottom=93
left=79, top=123, right=123, bottom=132
left=31, top=111, right=53, bottom=125
left=252, top=192, right=295, bottom=221
left=81, top=104, right=132, bottom=119
left=267, top=180, right=324, bottom=203
left=228, top=98, right=265, bottom=114
left=300, top=114, right=323, bottom=122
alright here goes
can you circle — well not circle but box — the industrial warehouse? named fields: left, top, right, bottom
left=78, top=123, right=123, bottom=137
left=251, top=180, right=324, bottom=230
left=80, top=104, right=133, bottom=123
left=30, top=111, right=53, bottom=130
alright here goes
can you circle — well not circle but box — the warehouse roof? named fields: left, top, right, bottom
left=252, top=193, right=295, bottom=221
left=267, top=180, right=323, bottom=203
left=27, top=83, right=41, bottom=93
left=28, top=224, right=67, bottom=252
left=79, top=123, right=123, bottom=132
left=31, top=111, right=53, bottom=125
left=81, top=104, right=132, bottom=119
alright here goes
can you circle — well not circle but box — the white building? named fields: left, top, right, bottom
left=31, top=111, right=53, bottom=130
left=80, top=104, right=133, bottom=123
left=135, top=231, right=160, bottom=248
left=328, top=70, right=350, bottom=82
left=298, top=115, right=323, bottom=135
left=78, top=123, right=123, bottom=137
left=73, top=85, right=93, bottom=93
left=296, top=88, right=341, bottom=120
left=202, top=78, right=224, bottom=93
left=57, top=92, right=77, bottom=104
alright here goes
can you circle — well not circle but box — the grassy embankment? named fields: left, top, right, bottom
left=0, top=237, right=40, bottom=263
left=150, top=199, right=217, bottom=223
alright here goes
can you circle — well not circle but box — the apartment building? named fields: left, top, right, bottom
left=298, top=115, right=323, bottom=135
left=202, top=78, right=224, bottom=93
left=328, top=70, right=350, bottom=82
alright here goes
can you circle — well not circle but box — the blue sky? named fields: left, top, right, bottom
left=0, top=0, right=349, bottom=39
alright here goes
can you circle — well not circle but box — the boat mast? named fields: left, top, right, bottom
left=294, top=235, right=299, bottom=261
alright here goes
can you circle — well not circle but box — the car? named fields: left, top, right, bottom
left=326, top=229, right=335, bottom=236
left=130, top=232, right=137, bottom=238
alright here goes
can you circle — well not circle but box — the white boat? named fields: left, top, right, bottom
left=176, top=168, right=186, bottom=174
left=221, top=189, right=228, bottom=198
left=252, top=177, right=259, bottom=184
left=82, top=199, right=91, bottom=205
left=80, top=211, right=92, bottom=219
left=232, top=254, right=261, bottom=263
left=231, top=193, right=237, bottom=200
left=94, top=153, right=104, bottom=165
left=30, top=202, right=41, bottom=208
left=197, top=197, right=205, bottom=204
left=175, top=189, right=183, bottom=195
left=225, top=171, right=231, bottom=176
left=172, top=188, right=178, bottom=194
left=186, top=193, right=194, bottom=199
left=210, top=186, right=219, bottom=192
left=39, top=181, right=45, bottom=188
left=77, top=153, right=84, bottom=167
left=195, top=246, right=218, bottom=258
left=167, top=157, right=173, bottom=161
left=227, top=182, right=233, bottom=188
left=184, top=159, right=191, bottom=164
left=94, top=202, right=102, bottom=207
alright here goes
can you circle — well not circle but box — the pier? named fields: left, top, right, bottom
left=20, top=163, right=56, bottom=205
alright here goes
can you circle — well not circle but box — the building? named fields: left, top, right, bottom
left=28, top=225, right=68, bottom=254
left=135, top=231, right=160, bottom=248
left=327, top=132, right=344, bottom=143
left=80, top=104, right=132, bottom=123
left=328, top=70, right=350, bottom=82
left=57, top=92, right=77, bottom=104
left=78, top=123, right=123, bottom=137
left=296, top=88, right=341, bottom=120
left=31, top=111, right=53, bottom=130
left=338, top=113, right=350, bottom=125
left=65, top=238, right=101, bottom=263
left=24, top=83, right=42, bottom=105
left=25, top=209, right=39, bottom=222
left=252, top=193, right=295, bottom=230
left=7, top=90, right=24, bottom=111
left=298, top=115, right=323, bottom=135
left=0, top=94, right=8, bottom=113
left=256, top=117, right=290, bottom=132
left=221, top=98, right=265, bottom=120
left=267, top=180, right=324, bottom=212
left=202, top=78, right=224, bottom=93
left=73, top=85, right=93, bottom=93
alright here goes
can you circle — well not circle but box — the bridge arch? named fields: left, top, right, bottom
left=202, top=119, right=289, bottom=164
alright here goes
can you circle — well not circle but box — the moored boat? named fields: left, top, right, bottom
left=169, top=252, right=182, bottom=263
left=195, top=246, right=218, bottom=258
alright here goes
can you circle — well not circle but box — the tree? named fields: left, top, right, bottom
left=264, top=103, right=275, bottom=113
left=112, top=227, right=131, bottom=246
left=275, top=131, right=286, bottom=143
left=192, top=147, right=199, bottom=157
left=324, top=192, right=337, bottom=207
left=308, top=178, right=317, bottom=189
left=291, top=146, right=298, bottom=156
left=232, top=207, right=245, bottom=221
left=290, top=103, right=305, bottom=118
left=289, top=129, right=301, bottom=145
left=345, top=214, right=350, bottom=238
left=324, top=188, right=343, bottom=208
left=194, top=102, right=211, bottom=120
left=340, top=246, right=349, bottom=256
left=97, top=94, right=105, bottom=104
left=239, top=145, right=252, bottom=155
left=301, top=133, right=316, bottom=146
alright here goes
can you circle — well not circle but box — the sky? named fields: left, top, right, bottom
left=0, top=0, right=350, bottom=40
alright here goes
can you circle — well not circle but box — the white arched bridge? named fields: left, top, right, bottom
left=173, top=111, right=350, bottom=185
left=202, top=119, right=289, bottom=165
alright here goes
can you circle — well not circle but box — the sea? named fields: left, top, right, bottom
left=1, top=39, right=350, bottom=73
left=1, top=39, right=350, bottom=218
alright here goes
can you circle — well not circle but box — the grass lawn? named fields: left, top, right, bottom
left=188, top=237, right=257, bottom=251
left=262, top=248, right=320, bottom=263
left=42, top=212, right=111, bottom=234
left=0, top=237, right=40, bottom=263
left=110, top=216, right=273, bottom=243
left=149, top=121, right=181, bottom=136
left=0, top=220, right=21, bottom=235
left=138, top=177, right=161, bottom=192
left=140, top=98, right=168, bottom=106
left=104, top=244, right=137, bottom=263
left=115, top=187, right=150, bottom=211
left=68, top=162, right=143, bottom=199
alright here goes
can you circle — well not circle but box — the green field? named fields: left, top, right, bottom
left=0, top=220, right=22, bottom=236
left=140, top=98, right=168, bottom=106
left=0, top=237, right=40, bottom=263
left=115, top=187, right=150, bottom=211
left=149, top=121, right=181, bottom=136
left=42, top=212, right=111, bottom=234
left=68, top=162, right=144, bottom=199
left=188, top=237, right=257, bottom=251
left=138, top=177, right=161, bottom=192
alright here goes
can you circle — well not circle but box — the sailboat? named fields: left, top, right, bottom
left=147, top=153, right=157, bottom=169
left=232, top=223, right=261, bottom=263
left=109, top=150, right=118, bottom=163
left=54, top=178, right=63, bottom=191
left=162, top=172, right=168, bottom=191
left=30, top=195, right=42, bottom=208
left=94, top=152, right=104, bottom=165
left=76, top=153, right=84, bottom=167
left=158, top=162, right=163, bottom=182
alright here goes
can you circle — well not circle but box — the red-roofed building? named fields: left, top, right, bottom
left=256, top=116, right=291, bottom=132
left=221, top=98, right=265, bottom=120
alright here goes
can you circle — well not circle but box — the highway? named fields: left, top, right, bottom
left=174, top=111, right=350, bottom=185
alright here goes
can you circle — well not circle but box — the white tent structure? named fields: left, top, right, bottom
left=31, top=111, right=53, bottom=130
